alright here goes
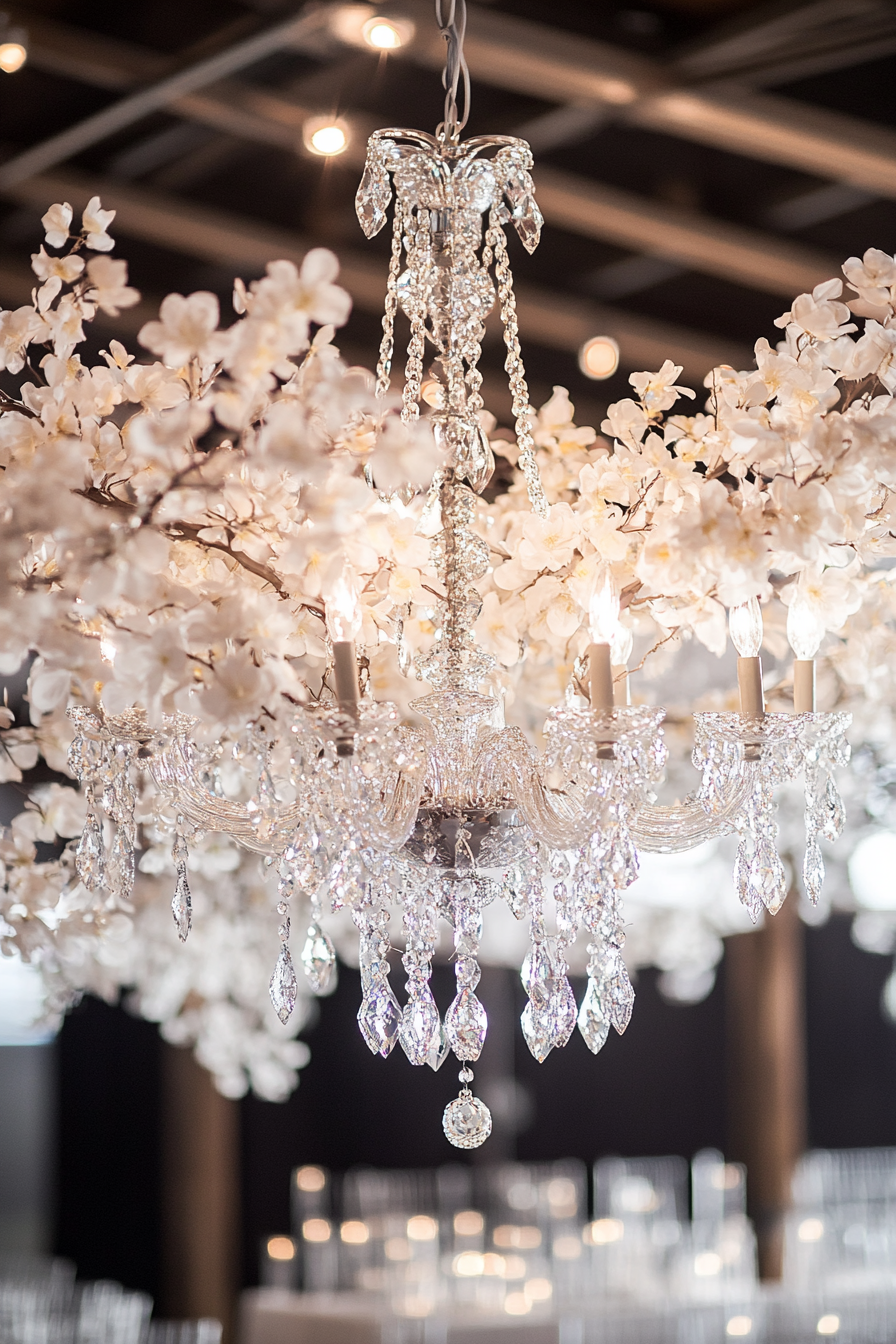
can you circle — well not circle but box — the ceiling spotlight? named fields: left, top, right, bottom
left=0, top=18, right=27, bottom=74
left=579, top=334, right=620, bottom=380
left=303, top=116, right=349, bottom=157
left=362, top=15, right=414, bottom=49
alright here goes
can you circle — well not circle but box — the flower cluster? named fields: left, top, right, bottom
left=3, top=200, right=896, bottom=1095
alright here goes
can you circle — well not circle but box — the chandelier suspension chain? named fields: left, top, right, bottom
left=435, top=0, right=471, bottom=140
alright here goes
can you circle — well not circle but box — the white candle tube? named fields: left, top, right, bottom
left=737, top=656, right=764, bottom=717
left=588, top=642, right=614, bottom=710
left=793, top=659, right=816, bottom=713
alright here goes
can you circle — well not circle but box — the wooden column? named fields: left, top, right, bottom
left=161, top=1044, right=240, bottom=1339
left=725, top=895, right=807, bottom=1281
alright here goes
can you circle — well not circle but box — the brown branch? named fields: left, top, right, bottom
left=626, top=624, right=681, bottom=677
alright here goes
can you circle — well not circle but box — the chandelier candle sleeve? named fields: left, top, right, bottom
left=729, top=600, right=765, bottom=718
left=787, top=588, right=822, bottom=713
left=589, top=644, right=615, bottom=709
left=793, top=661, right=816, bottom=714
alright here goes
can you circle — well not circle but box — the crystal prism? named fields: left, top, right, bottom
left=358, top=982, right=401, bottom=1057
left=578, top=977, right=611, bottom=1054
left=171, top=867, right=192, bottom=942
left=445, top=987, right=487, bottom=1061
left=76, top=813, right=105, bottom=891
left=443, top=1093, right=492, bottom=1149
left=399, top=985, right=441, bottom=1065
left=301, top=924, right=336, bottom=994
left=269, top=945, right=297, bottom=1025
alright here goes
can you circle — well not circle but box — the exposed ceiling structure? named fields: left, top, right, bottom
left=0, top=0, right=894, bottom=421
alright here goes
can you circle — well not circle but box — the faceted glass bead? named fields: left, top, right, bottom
left=358, top=982, right=401, bottom=1057
left=399, top=985, right=441, bottom=1065
left=443, top=1092, right=492, bottom=1149
left=171, top=867, right=192, bottom=942
left=578, top=977, right=611, bottom=1054
left=269, top=945, right=298, bottom=1025
left=301, top=924, right=336, bottom=994
left=445, top=987, right=487, bottom=1061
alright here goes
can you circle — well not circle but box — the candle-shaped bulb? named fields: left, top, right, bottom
left=787, top=589, right=823, bottom=661
left=588, top=569, right=620, bottom=644
left=325, top=569, right=362, bottom=642
left=611, top=622, right=633, bottom=668
left=728, top=597, right=763, bottom=658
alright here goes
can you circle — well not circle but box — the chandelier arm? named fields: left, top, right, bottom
left=628, top=764, right=758, bottom=854
left=474, top=729, right=601, bottom=850
left=341, top=763, right=426, bottom=851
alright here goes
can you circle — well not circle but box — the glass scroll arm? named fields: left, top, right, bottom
left=628, top=762, right=758, bottom=854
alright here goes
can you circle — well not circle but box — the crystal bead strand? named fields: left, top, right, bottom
left=270, top=866, right=298, bottom=1024
left=170, top=825, right=192, bottom=942
left=375, top=197, right=404, bottom=399
left=401, top=209, right=430, bottom=423
left=398, top=872, right=446, bottom=1067
left=486, top=207, right=548, bottom=518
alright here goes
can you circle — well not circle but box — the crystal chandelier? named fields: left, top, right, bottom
left=60, top=0, right=852, bottom=1149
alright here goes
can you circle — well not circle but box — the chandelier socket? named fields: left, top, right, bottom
left=793, top=660, right=816, bottom=713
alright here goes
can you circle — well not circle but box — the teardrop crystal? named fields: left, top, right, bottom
left=301, top=924, right=336, bottom=994
left=358, top=981, right=401, bottom=1057
left=171, top=867, right=192, bottom=942
left=425, top=1017, right=451, bottom=1072
left=803, top=837, right=825, bottom=904
left=399, top=985, right=441, bottom=1065
left=76, top=813, right=105, bottom=891
left=445, top=987, right=487, bottom=1061
left=270, top=945, right=298, bottom=1025
left=578, top=976, right=610, bottom=1054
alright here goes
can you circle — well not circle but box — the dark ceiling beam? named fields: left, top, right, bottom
left=397, top=1, right=896, bottom=201
left=8, top=16, right=839, bottom=300
left=0, top=169, right=752, bottom=383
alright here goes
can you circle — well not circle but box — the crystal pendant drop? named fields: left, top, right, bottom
left=578, top=976, right=611, bottom=1054
left=609, top=961, right=635, bottom=1034
left=425, top=1018, right=451, bottom=1072
left=358, top=981, right=401, bottom=1057
left=270, top=945, right=298, bottom=1025
left=111, top=828, right=135, bottom=901
left=803, top=837, right=825, bottom=904
left=399, top=984, right=441, bottom=1065
left=171, top=867, right=192, bottom=942
left=521, top=999, right=554, bottom=1063
left=822, top=777, right=845, bottom=840
left=76, top=811, right=105, bottom=891
left=301, top=924, right=336, bottom=994
left=445, top=987, right=487, bottom=1061
left=443, top=1089, right=493, bottom=1150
